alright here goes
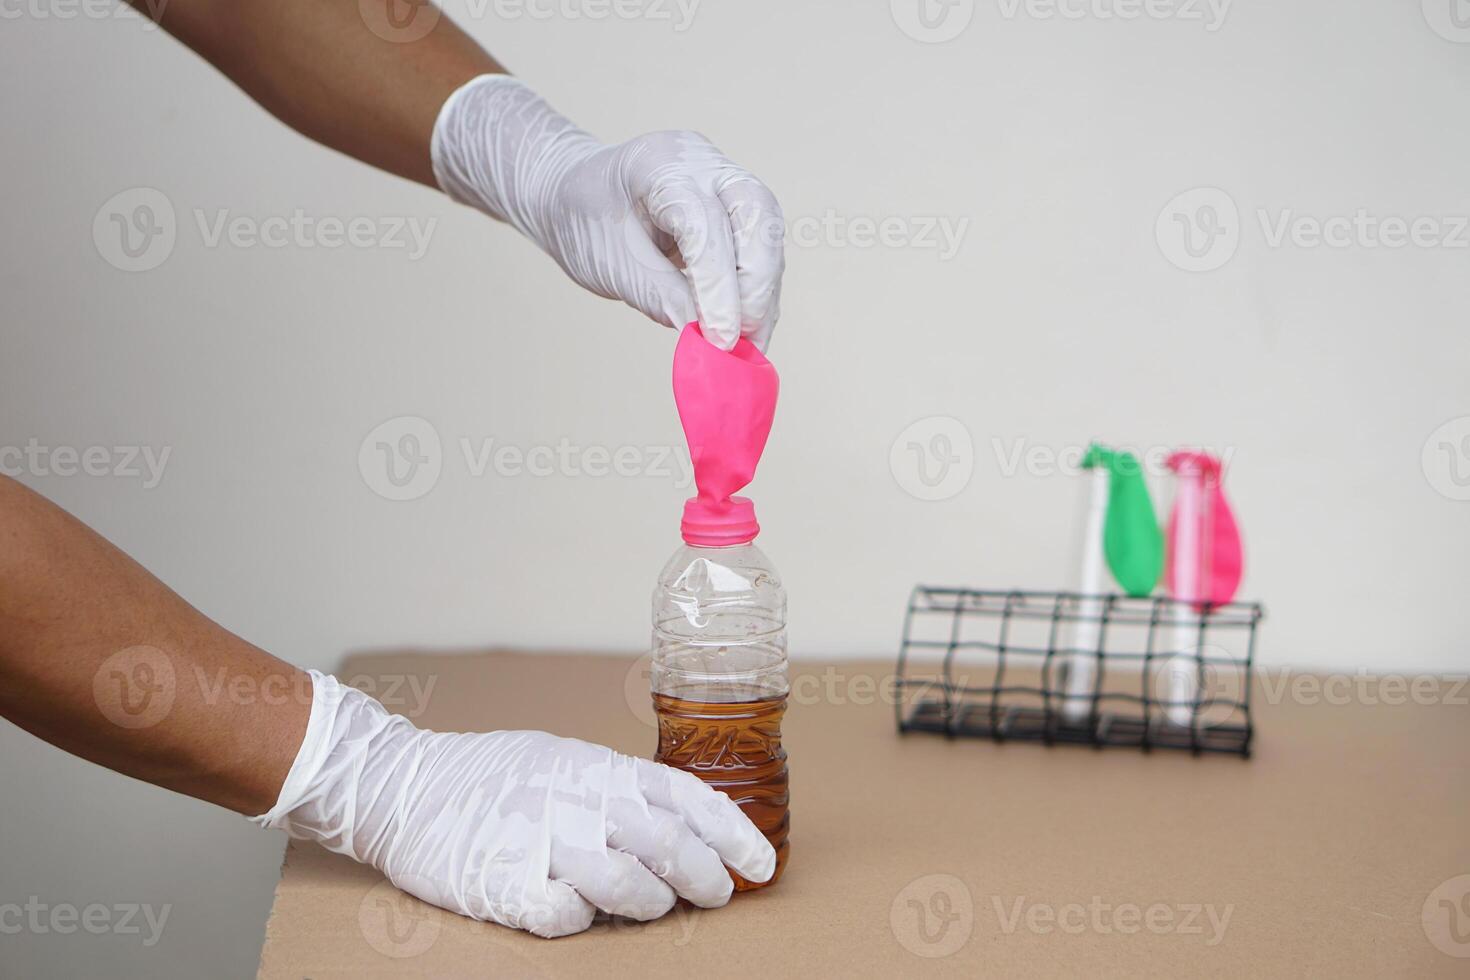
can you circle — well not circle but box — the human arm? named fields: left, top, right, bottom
left=130, top=0, right=785, bottom=349
left=0, top=476, right=774, bottom=936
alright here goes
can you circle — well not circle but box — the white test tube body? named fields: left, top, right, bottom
left=1062, top=466, right=1109, bottom=721
left=1165, top=472, right=1203, bottom=728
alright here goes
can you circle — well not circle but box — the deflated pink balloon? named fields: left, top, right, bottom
left=1164, top=451, right=1243, bottom=611
left=672, top=322, right=780, bottom=546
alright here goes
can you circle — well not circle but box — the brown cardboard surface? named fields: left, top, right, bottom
left=257, top=650, right=1470, bottom=978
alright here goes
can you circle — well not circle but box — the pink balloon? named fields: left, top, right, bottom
left=1164, top=451, right=1244, bottom=610
left=672, top=323, right=780, bottom=547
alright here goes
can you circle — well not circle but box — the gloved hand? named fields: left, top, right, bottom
left=253, top=671, right=776, bottom=938
left=431, top=74, right=784, bottom=352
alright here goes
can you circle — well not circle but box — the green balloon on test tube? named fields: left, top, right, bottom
left=1083, top=444, right=1164, bottom=597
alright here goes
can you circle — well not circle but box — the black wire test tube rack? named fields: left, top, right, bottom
left=894, top=588, right=1265, bottom=758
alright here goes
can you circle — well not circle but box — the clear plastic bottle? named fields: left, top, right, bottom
left=651, top=538, right=789, bottom=891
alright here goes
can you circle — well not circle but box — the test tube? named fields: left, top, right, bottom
left=1062, top=465, right=1109, bottom=721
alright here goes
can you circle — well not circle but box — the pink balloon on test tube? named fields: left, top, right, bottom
left=1162, top=451, right=1243, bottom=728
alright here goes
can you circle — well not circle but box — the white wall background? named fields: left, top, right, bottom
left=3, top=1, right=1468, bottom=976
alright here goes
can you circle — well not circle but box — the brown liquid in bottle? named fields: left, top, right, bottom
left=653, top=688, right=790, bottom=891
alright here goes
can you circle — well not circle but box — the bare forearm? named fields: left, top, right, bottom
left=0, top=476, right=308, bottom=815
left=131, top=0, right=503, bottom=185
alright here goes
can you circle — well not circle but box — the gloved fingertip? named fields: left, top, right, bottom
left=713, top=797, right=778, bottom=883
left=681, top=871, right=734, bottom=910
left=700, top=320, right=740, bottom=351
left=613, top=887, right=677, bottom=922
left=526, top=912, right=592, bottom=939
left=524, top=882, right=596, bottom=938
left=646, top=282, right=695, bottom=335
left=734, top=839, right=778, bottom=884
left=745, top=319, right=776, bottom=354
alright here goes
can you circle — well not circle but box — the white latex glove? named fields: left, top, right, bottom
left=253, top=671, right=776, bottom=938
left=431, top=74, right=784, bottom=352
